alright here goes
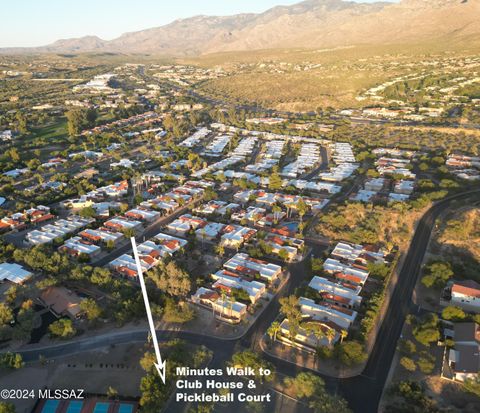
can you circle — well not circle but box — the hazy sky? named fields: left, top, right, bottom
left=1, top=0, right=398, bottom=48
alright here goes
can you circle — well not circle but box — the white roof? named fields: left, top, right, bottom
left=0, top=262, right=33, bottom=284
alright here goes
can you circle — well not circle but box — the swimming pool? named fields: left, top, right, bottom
left=41, top=400, right=60, bottom=413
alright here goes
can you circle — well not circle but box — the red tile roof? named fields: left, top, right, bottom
left=452, top=280, right=480, bottom=298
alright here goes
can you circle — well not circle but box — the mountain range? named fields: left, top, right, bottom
left=3, top=0, right=480, bottom=55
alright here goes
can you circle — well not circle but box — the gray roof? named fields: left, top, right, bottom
left=454, top=344, right=480, bottom=374
left=454, top=322, right=480, bottom=344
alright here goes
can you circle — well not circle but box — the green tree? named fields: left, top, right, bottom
left=412, top=314, right=440, bottom=347
left=0, top=402, right=16, bottom=413
left=268, top=167, right=283, bottom=191
left=49, top=318, right=76, bottom=339
left=0, top=353, right=24, bottom=369
left=296, top=197, right=308, bottom=222
left=367, top=262, right=390, bottom=279
left=6, top=148, right=20, bottom=163
left=463, top=376, right=480, bottom=397
left=284, top=372, right=325, bottom=398
left=417, top=354, right=435, bottom=374
left=66, top=109, right=85, bottom=137
left=335, top=341, right=367, bottom=366
left=79, top=206, right=96, bottom=218
left=149, top=261, right=191, bottom=298
left=267, top=321, right=281, bottom=342
left=85, top=108, right=98, bottom=128
left=421, top=261, right=453, bottom=288
left=106, top=386, right=118, bottom=399
left=231, top=350, right=274, bottom=382
left=279, top=295, right=302, bottom=341
left=284, top=372, right=351, bottom=413
left=441, top=306, right=466, bottom=321
left=16, top=112, right=28, bottom=134
left=278, top=248, right=289, bottom=261
left=139, top=372, right=169, bottom=411
left=0, top=303, right=13, bottom=326
left=163, top=299, right=195, bottom=323
left=400, top=357, right=416, bottom=372
left=80, top=298, right=102, bottom=321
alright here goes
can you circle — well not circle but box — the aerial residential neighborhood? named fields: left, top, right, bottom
left=0, top=1, right=480, bottom=413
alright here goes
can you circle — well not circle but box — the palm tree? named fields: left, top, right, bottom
left=313, top=325, right=326, bottom=347
left=220, top=289, right=226, bottom=319
left=267, top=321, right=281, bottom=342
left=272, top=204, right=282, bottom=225
left=215, top=244, right=225, bottom=257
left=326, top=328, right=336, bottom=347
left=200, top=227, right=207, bottom=251
left=296, top=197, right=308, bottom=223
left=340, top=329, right=348, bottom=343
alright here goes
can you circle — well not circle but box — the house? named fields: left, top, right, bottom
left=59, top=236, right=101, bottom=258
left=166, top=214, right=206, bottom=236
left=330, top=241, right=386, bottom=265
left=153, top=232, right=187, bottom=256
left=223, top=253, right=282, bottom=283
left=83, top=181, right=128, bottom=200
left=279, top=318, right=340, bottom=349
left=221, top=225, right=257, bottom=249
left=111, top=159, right=135, bottom=169
left=124, top=208, right=160, bottom=222
left=109, top=254, right=145, bottom=279
left=389, top=193, right=410, bottom=202
left=3, top=168, right=29, bottom=178
left=25, top=216, right=95, bottom=246
left=299, top=297, right=357, bottom=331
left=308, top=276, right=362, bottom=309
left=104, top=217, right=142, bottom=233
left=179, top=127, right=211, bottom=148
left=211, top=270, right=266, bottom=304
left=351, top=190, right=377, bottom=203
left=323, top=258, right=370, bottom=286
left=0, top=263, right=33, bottom=284
left=447, top=322, right=480, bottom=382
left=39, top=287, right=83, bottom=319
left=0, top=130, right=13, bottom=141
left=263, top=233, right=301, bottom=261
left=443, top=280, right=480, bottom=313
left=79, top=228, right=123, bottom=246
left=196, top=222, right=225, bottom=241
left=364, top=177, right=386, bottom=192
left=191, top=287, right=247, bottom=322
left=394, top=180, right=415, bottom=195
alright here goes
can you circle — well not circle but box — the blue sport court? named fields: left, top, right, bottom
left=41, top=400, right=60, bottom=413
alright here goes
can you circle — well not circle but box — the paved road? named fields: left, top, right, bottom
left=337, top=188, right=480, bottom=412
left=10, top=189, right=480, bottom=412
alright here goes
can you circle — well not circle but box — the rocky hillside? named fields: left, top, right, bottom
left=2, top=0, right=479, bottom=55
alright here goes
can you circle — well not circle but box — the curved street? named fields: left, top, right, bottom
left=10, top=188, right=480, bottom=413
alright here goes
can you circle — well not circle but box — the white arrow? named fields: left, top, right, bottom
left=131, top=237, right=167, bottom=384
